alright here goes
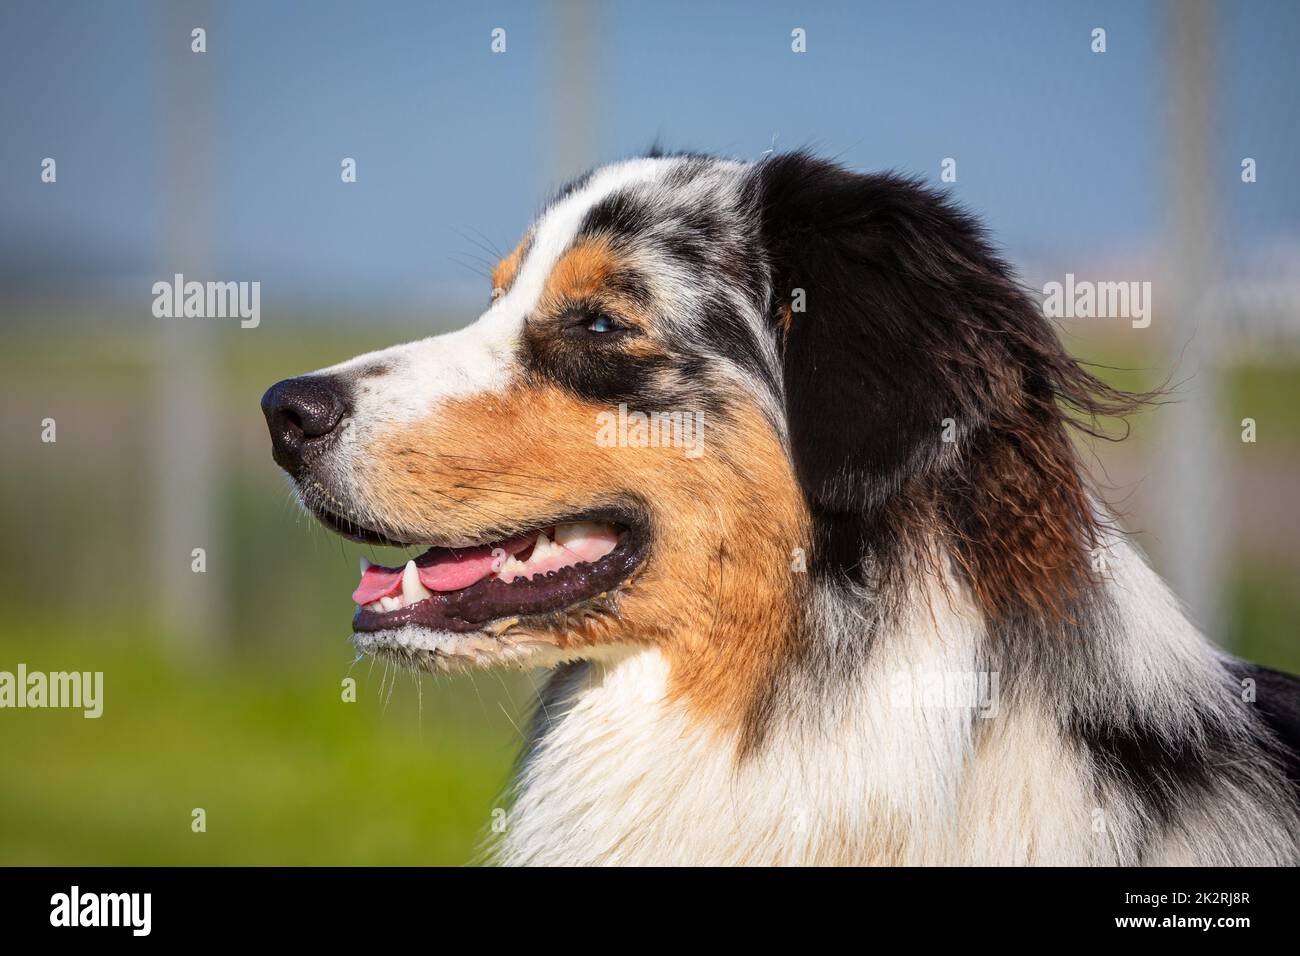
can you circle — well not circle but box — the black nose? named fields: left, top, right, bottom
left=261, top=376, right=349, bottom=473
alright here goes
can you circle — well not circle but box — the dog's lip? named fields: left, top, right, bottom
left=351, top=510, right=648, bottom=634
left=310, top=501, right=643, bottom=551
left=310, top=504, right=414, bottom=547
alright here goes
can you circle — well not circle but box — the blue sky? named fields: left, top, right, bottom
left=2, top=0, right=1297, bottom=316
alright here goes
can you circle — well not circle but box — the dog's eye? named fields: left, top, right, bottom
left=561, top=312, right=631, bottom=338
left=560, top=310, right=636, bottom=340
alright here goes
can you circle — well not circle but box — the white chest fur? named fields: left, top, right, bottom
left=496, top=594, right=1063, bottom=865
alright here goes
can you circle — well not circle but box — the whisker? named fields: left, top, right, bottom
left=453, top=226, right=505, bottom=262
left=448, top=253, right=492, bottom=280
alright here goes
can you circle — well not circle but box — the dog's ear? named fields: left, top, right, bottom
left=752, top=152, right=1104, bottom=583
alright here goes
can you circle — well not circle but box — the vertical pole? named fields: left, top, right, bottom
left=154, top=1, right=222, bottom=653
left=545, top=0, right=602, bottom=187
left=1161, top=0, right=1225, bottom=642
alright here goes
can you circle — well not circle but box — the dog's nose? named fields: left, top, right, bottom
left=261, top=375, right=349, bottom=473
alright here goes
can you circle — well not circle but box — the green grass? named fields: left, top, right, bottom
left=0, top=629, right=528, bottom=865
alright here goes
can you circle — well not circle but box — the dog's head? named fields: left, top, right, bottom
left=263, top=151, right=1137, bottom=722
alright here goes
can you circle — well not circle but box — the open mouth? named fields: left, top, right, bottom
left=324, top=510, right=647, bottom=634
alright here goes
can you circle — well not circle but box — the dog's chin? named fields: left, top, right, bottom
left=302, top=495, right=650, bottom=672
left=352, top=624, right=579, bottom=674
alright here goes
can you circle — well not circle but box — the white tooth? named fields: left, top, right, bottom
left=402, top=559, right=432, bottom=604
left=360, top=555, right=372, bottom=574
left=532, top=531, right=555, bottom=559
left=366, top=601, right=382, bottom=612
left=381, top=596, right=401, bottom=612
left=554, top=521, right=605, bottom=546
left=499, top=556, right=527, bottom=581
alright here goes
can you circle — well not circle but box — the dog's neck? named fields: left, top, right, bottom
left=496, top=552, right=996, bottom=865
left=495, top=534, right=1293, bottom=866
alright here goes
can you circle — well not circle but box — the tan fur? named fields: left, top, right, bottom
left=777, top=302, right=793, bottom=339
left=529, top=238, right=662, bottom=359
left=490, top=238, right=528, bottom=293
left=366, top=385, right=809, bottom=735
left=538, top=237, right=623, bottom=309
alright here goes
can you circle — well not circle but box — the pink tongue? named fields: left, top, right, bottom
left=352, top=566, right=403, bottom=605
left=419, top=533, right=537, bottom=591
left=416, top=544, right=505, bottom=592
left=351, top=533, right=537, bottom=604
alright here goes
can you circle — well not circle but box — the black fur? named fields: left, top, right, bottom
left=750, top=154, right=1022, bottom=575
left=748, top=152, right=1144, bottom=610
left=519, top=310, right=672, bottom=407
left=1227, top=660, right=1300, bottom=792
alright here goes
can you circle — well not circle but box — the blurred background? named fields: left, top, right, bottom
left=1, top=0, right=1298, bottom=864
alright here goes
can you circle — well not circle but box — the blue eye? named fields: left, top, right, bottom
left=587, top=315, right=616, bottom=333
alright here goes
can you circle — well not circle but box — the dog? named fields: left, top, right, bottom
left=262, top=150, right=1300, bottom=865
